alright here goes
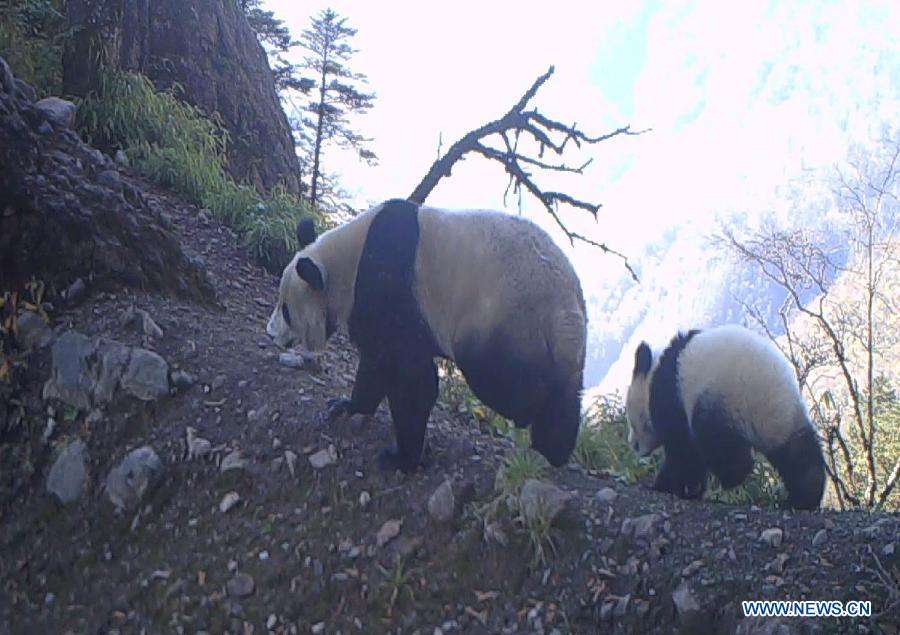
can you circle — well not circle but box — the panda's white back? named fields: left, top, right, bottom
left=676, top=325, right=808, bottom=451
left=414, top=207, right=586, bottom=364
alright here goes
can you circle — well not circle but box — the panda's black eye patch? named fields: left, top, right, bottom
left=281, top=303, right=292, bottom=326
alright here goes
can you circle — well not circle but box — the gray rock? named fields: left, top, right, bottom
left=121, top=306, right=163, bottom=338
left=94, top=339, right=130, bottom=404
left=46, top=440, right=88, bottom=504
left=309, top=446, right=337, bottom=469
left=96, top=169, right=121, bottom=191
left=120, top=349, right=169, bottom=401
left=15, top=310, right=53, bottom=350
left=220, top=450, right=246, bottom=472
left=105, top=446, right=163, bottom=511
left=43, top=331, right=97, bottom=410
left=518, top=479, right=574, bottom=526
left=427, top=480, right=456, bottom=523
left=671, top=581, right=700, bottom=615
left=34, top=97, right=76, bottom=129
left=278, top=351, right=321, bottom=372
left=595, top=487, right=618, bottom=504
left=114, top=149, right=129, bottom=167
left=621, top=513, right=662, bottom=540
left=759, top=527, right=784, bottom=548
left=227, top=573, right=255, bottom=598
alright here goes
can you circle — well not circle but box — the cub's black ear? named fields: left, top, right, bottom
left=296, top=257, right=324, bottom=291
left=634, top=342, right=652, bottom=376
left=297, top=218, right=318, bottom=248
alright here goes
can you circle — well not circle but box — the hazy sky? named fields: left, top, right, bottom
left=265, top=1, right=896, bottom=272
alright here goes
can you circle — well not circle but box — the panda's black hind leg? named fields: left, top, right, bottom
left=380, top=357, right=439, bottom=473
left=691, top=395, right=754, bottom=489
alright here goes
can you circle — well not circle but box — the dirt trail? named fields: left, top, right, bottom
left=1, top=178, right=898, bottom=635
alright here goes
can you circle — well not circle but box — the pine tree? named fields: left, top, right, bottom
left=240, top=0, right=312, bottom=93
left=297, top=8, right=376, bottom=208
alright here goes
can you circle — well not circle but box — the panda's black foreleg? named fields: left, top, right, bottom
left=380, top=358, right=438, bottom=473
left=657, top=440, right=708, bottom=500
left=326, top=355, right=388, bottom=421
left=690, top=396, right=754, bottom=489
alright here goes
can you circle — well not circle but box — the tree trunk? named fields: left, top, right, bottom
left=63, top=0, right=300, bottom=196
left=309, top=48, right=329, bottom=208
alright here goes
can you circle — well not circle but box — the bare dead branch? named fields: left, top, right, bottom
left=408, top=65, right=646, bottom=281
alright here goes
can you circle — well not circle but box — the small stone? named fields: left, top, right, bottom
left=359, top=490, right=371, bottom=508
left=120, top=349, right=170, bottom=401
left=211, top=374, right=227, bottom=392
left=376, top=519, right=402, bottom=547
left=219, top=491, right=241, bottom=513
left=882, top=543, right=895, bottom=556
left=768, top=553, right=790, bottom=575
left=427, top=479, right=456, bottom=523
left=170, top=370, right=195, bottom=389
left=259, top=550, right=269, bottom=561
left=759, top=528, right=784, bottom=548
left=266, top=613, right=277, bottom=629
left=811, top=528, right=827, bottom=547
left=595, top=487, right=618, bottom=504
left=284, top=450, right=298, bottom=478
left=226, top=572, right=255, bottom=598
left=518, top=479, right=574, bottom=526
left=309, top=445, right=337, bottom=469
left=672, top=581, right=700, bottom=615
left=621, top=513, right=662, bottom=540
left=220, top=450, right=246, bottom=472
left=47, top=440, right=88, bottom=504
left=35, top=96, right=76, bottom=128
left=105, top=446, right=163, bottom=511
left=114, top=149, right=129, bottom=167
left=311, top=623, right=325, bottom=634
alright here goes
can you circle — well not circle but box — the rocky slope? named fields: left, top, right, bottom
left=1, top=170, right=898, bottom=635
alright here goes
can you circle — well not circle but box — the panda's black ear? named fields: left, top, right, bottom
left=297, top=218, right=317, bottom=248
left=634, top=342, right=652, bottom=376
left=296, top=257, right=324, bottom=291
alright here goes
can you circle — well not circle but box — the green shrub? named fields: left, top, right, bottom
left=75, top=70, right=317, bottom=273
left=575, top=392, right=658, bottom=482
left=0, top=0, right=65, bottom=96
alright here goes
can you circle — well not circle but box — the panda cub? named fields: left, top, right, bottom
left=625, top=324, right=825, bottom=510
left=267, top=199, right=587, bottom=473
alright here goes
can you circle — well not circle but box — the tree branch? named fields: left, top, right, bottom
left=408, top=66, right=646, bottom=281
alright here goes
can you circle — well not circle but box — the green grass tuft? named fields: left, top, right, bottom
left=75, top=70, right=319, bottom=273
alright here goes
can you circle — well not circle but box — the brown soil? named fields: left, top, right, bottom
left=1, top=177, right=898, bottom=635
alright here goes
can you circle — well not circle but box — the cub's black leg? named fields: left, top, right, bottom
left=380, top=358, right=438, bottom=473
left=327, top=355, right=388, bottom=421
left=658, top=437, right=708, bottom=500
left=691, top=395, right=754, bottom=489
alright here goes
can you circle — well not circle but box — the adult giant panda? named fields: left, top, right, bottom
left=266, top=199, right=587, bottom=472
left=625, top=324, right=826, bottom=510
